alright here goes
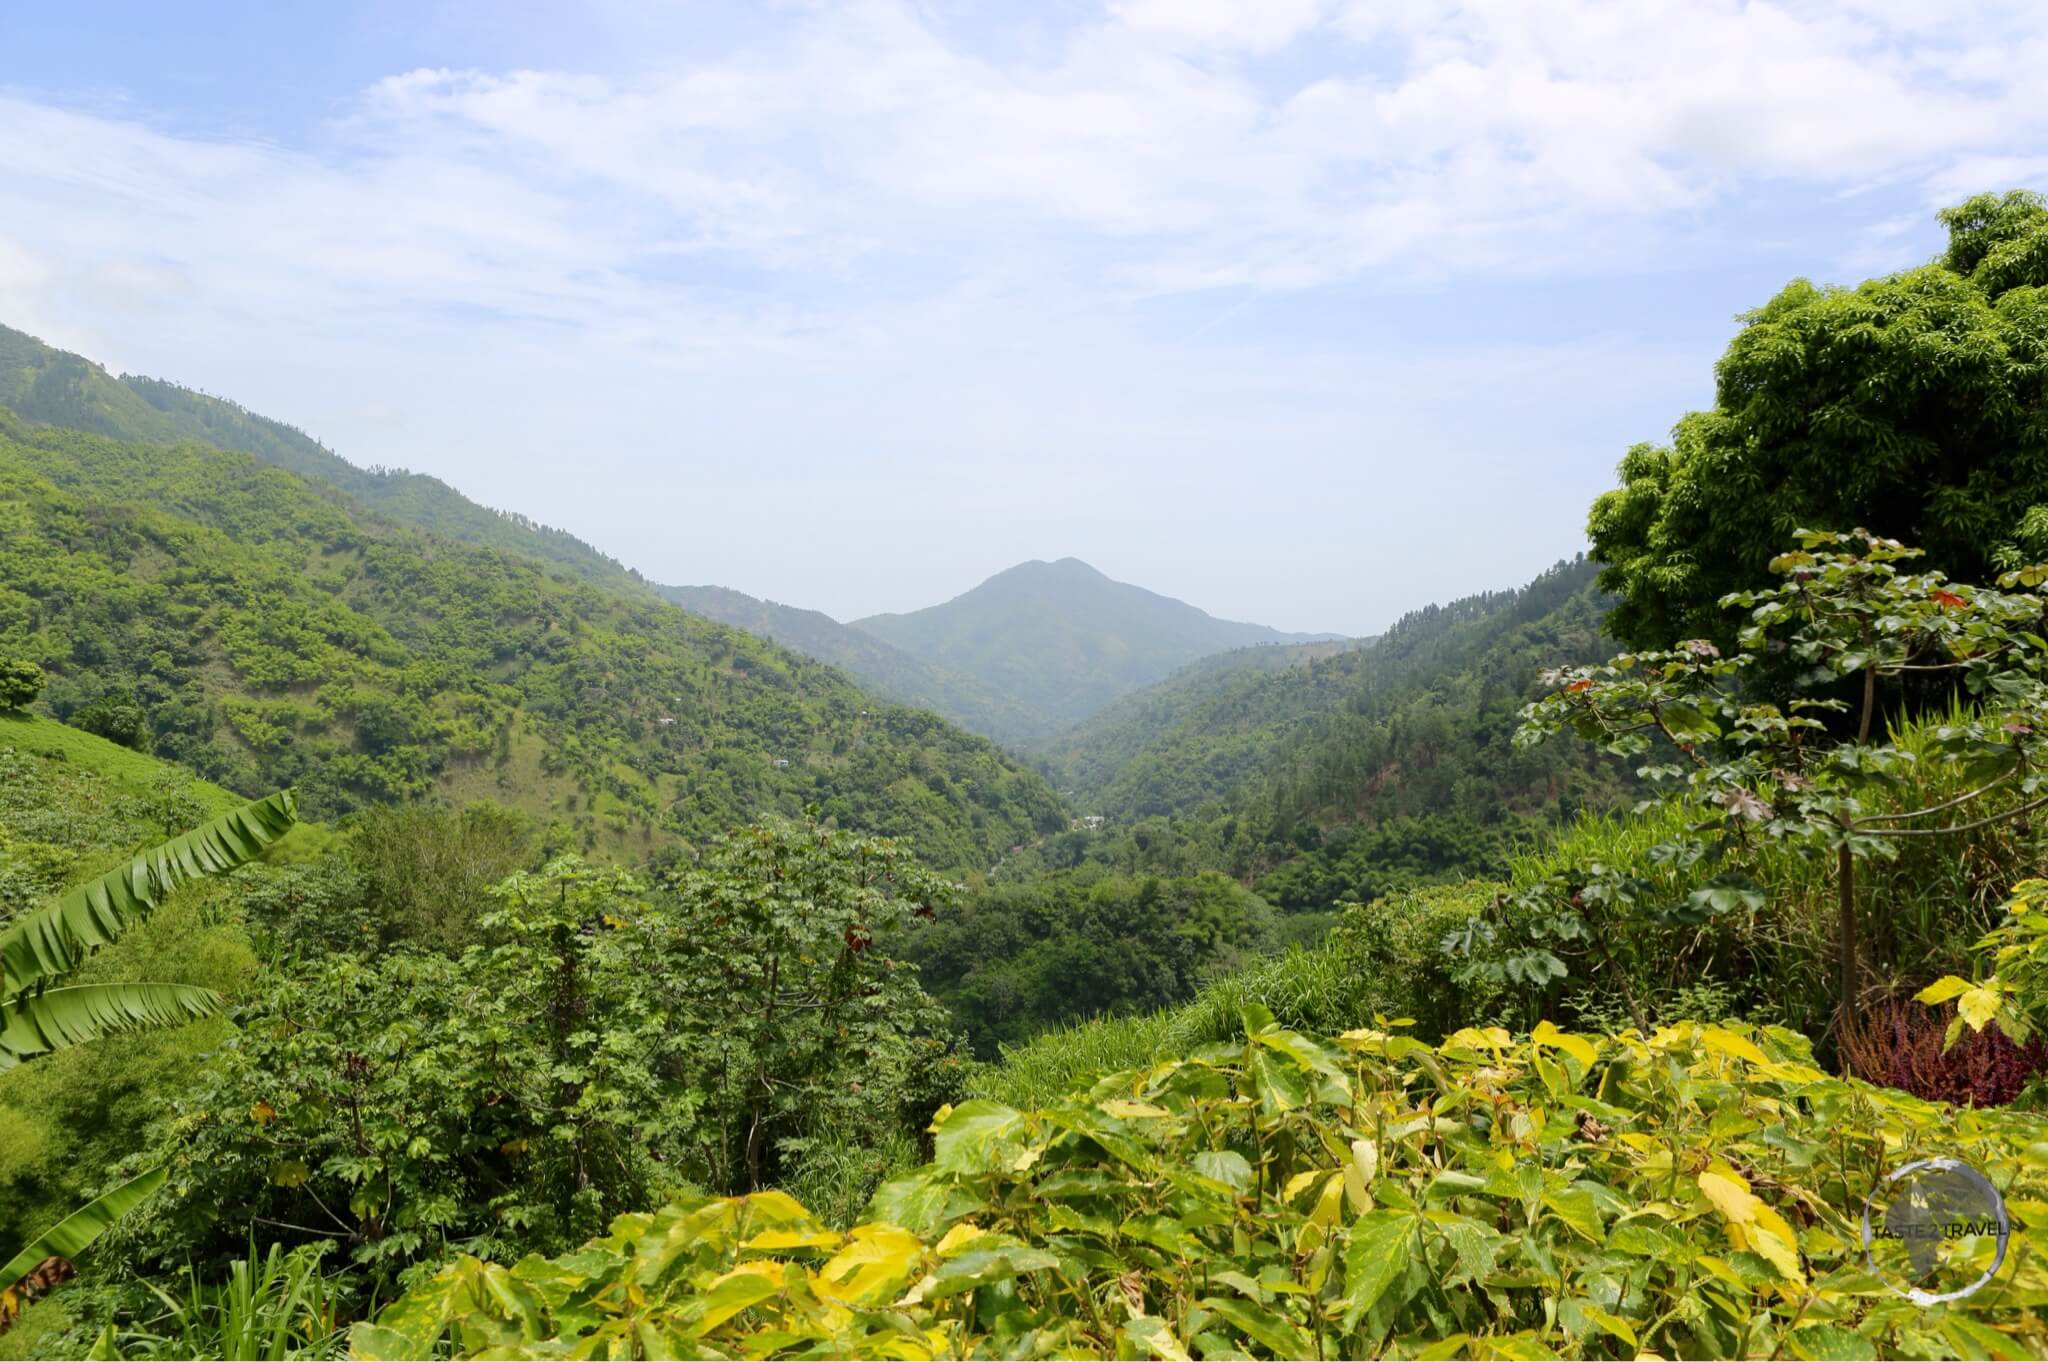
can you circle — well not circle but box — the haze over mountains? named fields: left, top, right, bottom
left=2, top=321, right=1346, bottom=750
left=670, top=560, right=1346, bottom=744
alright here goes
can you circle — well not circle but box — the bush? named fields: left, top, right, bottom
left=70, top=689, right=151, bottom=751
left=354, top=1013, right=2048, bottom=1360
left=0, top=658, right=42, bottom=711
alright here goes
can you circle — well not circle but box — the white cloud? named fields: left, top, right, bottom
left=0, top=0, right=2044, bottom=630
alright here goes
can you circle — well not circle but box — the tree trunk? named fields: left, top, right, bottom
left=1837, top=840, right=1858, bottom=1054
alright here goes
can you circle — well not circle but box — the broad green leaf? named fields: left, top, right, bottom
left=1191, top=1150, right=1253, bottom=1192
left=930, top=1099, right=1030, bottom=1174
left=1340, top=1209, right=1412, bottom=1331
left=1121, top=1314, right=1192, bottom=1361
left=0, top=982, right=222, bottom=1071
left=1201, top=1295, right=1312, bottom=1359
left=1, top=1167, right=168, bottom=1289
left=1788, top=1323, right=1878, bottom=1361
left=0, top=791, right=296, bottom=995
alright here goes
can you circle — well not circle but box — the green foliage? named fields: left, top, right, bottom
left=1919, top=878, right=2048, bottom=1051
left=0, top=659, right=42, bottom=711
left=339, top=803, right=533, bottom=955
left=1470, top=531, right=2048, bottom=1036
left=70, top=691, right=151, bottom=753
left=114, top=1240, right=340, bottom=1362
left=141, top=822, right=961, bottom=1288
left=0, top=1168, right=168, bottom=1326
left=1017, top=558, right=1633, bottom=911
left=0, top=416, right=1063, bottom=867
left=906, top=869, right=1277, bottom=1057
left=1589, top=190, right=2048, bottom=651
left=354, top=1015, right=2048, bottom=1360
left=1, top=791, right=297, bottom=997
left=657, top=819, right=966, bottom=1194
left=0, top=985, right=223, bottom=1074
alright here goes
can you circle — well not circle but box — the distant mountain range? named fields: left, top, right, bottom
left=0, top=323, right=1064, bottom=867
left=0, top=323, right=629, bottom=584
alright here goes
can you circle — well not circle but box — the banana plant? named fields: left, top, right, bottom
left=0, top=790, right=296, bottom=1070
left=0, top=791, right=295, bottom=1329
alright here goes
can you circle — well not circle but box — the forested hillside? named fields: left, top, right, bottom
left=0, top=415, right=1063, bottom=867
left=853, top=557, right=1339, bottom=739
left=1022, top=559, right=1631, bottom=903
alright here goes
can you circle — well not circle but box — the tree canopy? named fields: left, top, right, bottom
left=1589, top=189, right=2048, bottom=649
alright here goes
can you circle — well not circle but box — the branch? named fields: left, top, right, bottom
left=1858, top=769, right=2019, bottom=824
left=1863, top=790, right=2048, bottom=838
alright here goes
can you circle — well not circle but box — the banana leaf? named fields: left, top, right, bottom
left=0, top=1167, right=168, bottom=1292
left=0, top=790, right=295, bottom=995
left=0, top=982, right=224, bottom=1071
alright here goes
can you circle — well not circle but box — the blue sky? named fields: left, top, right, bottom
left=4, top=1, right=2045, bottom=635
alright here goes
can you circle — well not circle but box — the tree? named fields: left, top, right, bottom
left=1489, top=532, right=2048, bottom=1043
left=70, top=690, right=150, bottom=752
left=1588, top=189, right=2048, bottom=651
left=0, top=659, right=40, bottom=711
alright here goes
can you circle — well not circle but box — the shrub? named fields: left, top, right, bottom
left=70, top=690, right=151, bottom=751
left=353, top=1012, right=2048, bottom=1360
left=0, top=659, right=42, bottom=711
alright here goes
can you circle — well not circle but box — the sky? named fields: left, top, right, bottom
left=3, top=2, right=2046, bottom=636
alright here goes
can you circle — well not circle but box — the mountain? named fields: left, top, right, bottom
left=851, top=557, right=1340, bottom=740
left=652, top=583, right=1025, bottom=743
left=0, top=323, right=628, bottom=583
left=0, top=412, right=1065, bottom=869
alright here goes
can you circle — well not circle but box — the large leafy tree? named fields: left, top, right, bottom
left=1589, top=189, right=2048, bottom=650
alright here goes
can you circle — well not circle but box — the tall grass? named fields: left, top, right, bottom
left=115, top=1241, right=340, bottom=1361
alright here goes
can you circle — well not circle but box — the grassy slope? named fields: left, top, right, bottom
left=0, top=420, right=1064, bottom=869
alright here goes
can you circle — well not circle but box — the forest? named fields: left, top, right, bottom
left=2, top=188, right=2048, bottom=1358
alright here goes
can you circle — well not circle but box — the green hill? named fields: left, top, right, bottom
left=653, top=583, right=1026, bottom=743
left=0, top=323, right=628, bottom=583
left=0, top=415, right=1064, bottom=868
left=851, top=557, right=1341, bottom=739
left=1029, top=636, right=1372, bottom=806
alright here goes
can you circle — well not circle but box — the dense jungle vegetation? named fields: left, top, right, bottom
left=5, top=188, right=2048, bottom=1358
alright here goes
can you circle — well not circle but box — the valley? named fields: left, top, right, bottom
left=5, top=186, right=2048, bottom=1359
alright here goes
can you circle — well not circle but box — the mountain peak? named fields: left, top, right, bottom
left=851, top=560, right=1337, bottom=738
